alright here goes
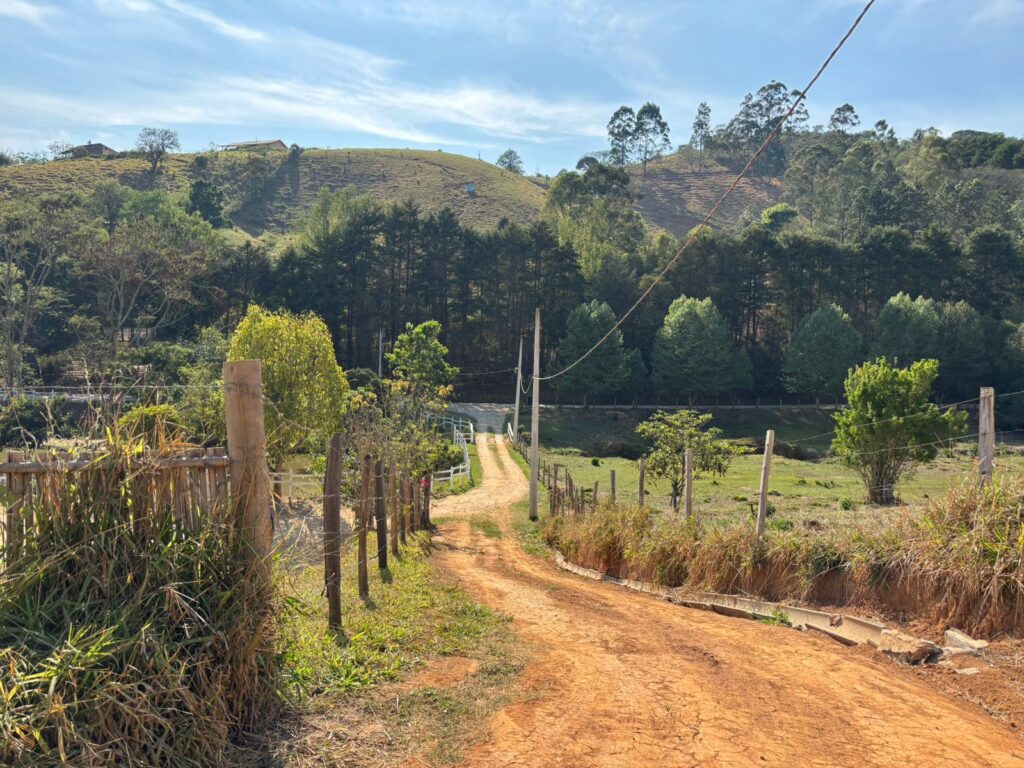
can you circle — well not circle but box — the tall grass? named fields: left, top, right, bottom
left=0, top=443, right=278, bottom=767
left=542, top=477, right=1024, bottom=636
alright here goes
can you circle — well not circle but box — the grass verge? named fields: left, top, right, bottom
left=541, top=476, right=1024, bottom=637
left=274, top=535, right=523, bottom=766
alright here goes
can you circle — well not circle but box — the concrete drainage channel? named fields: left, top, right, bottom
left=554, top=553, right=989, bottom=668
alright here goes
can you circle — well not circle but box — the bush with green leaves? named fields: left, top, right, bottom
left=636, top=409, right=737, bottom=512
left=782, top=304, right=862, bottom=402
left=0, top=396, right=73, bottom=446
left=832, top=358, right=966, bottom=505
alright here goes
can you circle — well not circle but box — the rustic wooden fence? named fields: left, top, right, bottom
left=322, top=440, right=432, bottom=630
left=0, top=360, right=273, bottom=577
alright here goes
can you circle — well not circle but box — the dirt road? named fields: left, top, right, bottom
left=430, top=435, right=1024, bottom=767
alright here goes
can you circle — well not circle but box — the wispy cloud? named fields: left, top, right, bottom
left=0, top=69, right=609, bottom=147
left=0, top=0, right=57, bottom=25
left=971, top=0, right=1024, bottom=23
left=94, top=0, right=265, bottom=41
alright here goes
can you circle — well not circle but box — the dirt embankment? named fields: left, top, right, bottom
left=428, top=436, right=1024, bottom=767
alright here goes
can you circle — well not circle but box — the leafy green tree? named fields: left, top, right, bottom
left=496, top=149, right=524, bottom=174
left=875, top=293, right=940, bottom=365
left=760, top=203, right=798, bottom=232
left=619, top=348, right=648, bottom=404
left=828, top=103, right=860, bottom=133
left=634, top=102, right=671, bottom=177
left=134, top=127, right=179, bottom=171
left=782, top=304, right=862, bottom=402
left=690, top=102, right=711, bottom=173
left=636, top=410, right=737, bottom=512
left=607, top=106, right=636, bottom=167
left=652, top=296, right=751, bottom=402
left=832, top=358, right=966, bottom=505
left=186, top=179, right=229, bottom=228
left=553, top=300, right=626, bottom=405
left=935, top=300, right=987, bottom=398
left=227, top=306, right=349, bottom=482
left=385, top=320, right=457, bottom=414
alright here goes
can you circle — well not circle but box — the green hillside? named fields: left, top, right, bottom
left=0, top=148, right=548, bottom=236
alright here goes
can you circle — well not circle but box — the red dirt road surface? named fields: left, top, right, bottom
left=430, top=434, right=1024, bottom=767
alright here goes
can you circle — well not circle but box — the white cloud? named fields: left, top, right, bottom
left=0, top=69, right=609, bottom=148
left=94, top=0, right=265, bottom=41
left=0, top=0, right=57, bottom=25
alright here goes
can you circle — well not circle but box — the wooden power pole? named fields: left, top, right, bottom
left=529, top=307, right=541, bottom=521
left=513, top=335, right=524, bottom=438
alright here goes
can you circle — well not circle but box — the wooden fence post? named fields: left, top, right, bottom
left=398, top=474, right=408, bottom=545
left=223, top=360, right=273, bottom=578
left=610, top=469, right=616, bottom=502
left=638, top=456, right=646, bottom=508
left=374, top=460, right=388, bottom=571
left=413, top=479, right=422, bottom=530
left=389, top=466, right=399, bottom=556
left=756, top=430, right=775, bottom=540
left=684, top=447, right=693, bottom=520
left=358, top=456, right=370, bottom=599
left=323, top=433, right=343, bottom=630
left=592, top=480, right=599, bottom=513
left=423, top=476, right=432, bottom=526
left=979, top=386, right=995, bottom=488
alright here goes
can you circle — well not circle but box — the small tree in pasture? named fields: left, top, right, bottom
left=782, top=304, right=862, bottom=403
left=637, top=410, right=737, bottom=512
left=135, top=127, right=179, bottom=172
left=227, top=306, right=349, bottom=492
left=832, top=358, right=966, bottom=505
left=496, top=149, right=524, bottom=174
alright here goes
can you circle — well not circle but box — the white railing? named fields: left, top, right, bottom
left=432, top=412, right=474, bottom=489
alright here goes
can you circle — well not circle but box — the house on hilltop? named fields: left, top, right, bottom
left=58, top=142, right=116, bottom=159
left=221, top=139, right=288, bottom=151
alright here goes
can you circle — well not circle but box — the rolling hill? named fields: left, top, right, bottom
left=0, top=148, right=549, bottom=236
left=0, top=146, right=788, bottom=238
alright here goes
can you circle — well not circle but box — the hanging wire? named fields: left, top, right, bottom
left=535, top=0, right=878, bottom=384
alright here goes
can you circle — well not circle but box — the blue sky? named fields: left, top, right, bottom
left=1, top=0, right=1022, bottom=174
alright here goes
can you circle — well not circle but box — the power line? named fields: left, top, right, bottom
left=536, top=0, right=877, bottom=383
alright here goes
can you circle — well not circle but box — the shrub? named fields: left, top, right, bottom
left=0, top=444, right=278, bottom=766
left=120, top=403, right=185, bottom=444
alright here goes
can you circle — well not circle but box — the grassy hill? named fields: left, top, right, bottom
left=628, top=152, right=783, bottom=236
left=0, top=148, right=548, bottom=236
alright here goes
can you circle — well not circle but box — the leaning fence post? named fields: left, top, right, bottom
left=224, top=360, right=273, bottom=579
left=374, top=460, right=388, bottom=571
left=358, top=456, right=370, bottom=599
left=979, top=386, right=995, bottom=488
left=638, top=456, right=646, bottom=508
left=756, top=430, right=775, bottom=540
left=323, top=433, right=343, bottom=630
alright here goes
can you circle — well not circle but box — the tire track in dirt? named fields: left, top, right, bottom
left=430, top=435, right=1024, bottom=767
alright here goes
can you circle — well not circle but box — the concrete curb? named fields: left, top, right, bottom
left=553, top=552, right=895, bottom=650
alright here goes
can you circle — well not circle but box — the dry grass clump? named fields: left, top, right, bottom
left=543, top=477, right=1024, bottom=636
left=898, top=476, right=1024, bottom=634
left=0, top=442, right=278, bottom=767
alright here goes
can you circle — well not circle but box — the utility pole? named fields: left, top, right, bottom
left=377, top=328, right=384, bottom=378
left=529, top=308, right=541, bottom=521
left=512, top=335, right=523, bottom=438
